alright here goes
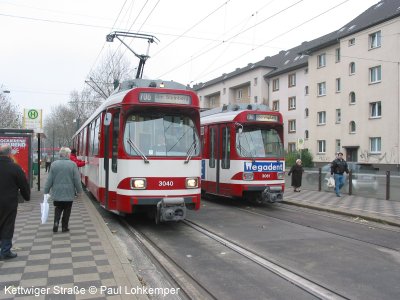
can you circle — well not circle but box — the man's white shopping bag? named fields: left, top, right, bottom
left=41, top=194, right=50, bottom=224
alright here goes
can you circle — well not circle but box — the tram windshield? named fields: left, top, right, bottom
left=124, top=113, right=200, bottom=157
left=236, top=126, right=283, bottom=158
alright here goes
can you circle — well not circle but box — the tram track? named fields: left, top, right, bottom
left=233, top=203, right=400, bottom=252
left=121, top=212, right=349, bottom=300
left=120, top=218, right=218, bottom=300
left=183, top=219, right=348, bottom=300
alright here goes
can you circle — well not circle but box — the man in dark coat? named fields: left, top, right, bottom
left=0, top=144, right=31, bottom=260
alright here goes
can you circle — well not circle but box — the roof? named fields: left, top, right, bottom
left=193, top=0, right=400, bottom=89
left=302, top=0, right=400, bottom=53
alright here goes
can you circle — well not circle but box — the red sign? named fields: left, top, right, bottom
left=0, top=137, right=30, bottom=179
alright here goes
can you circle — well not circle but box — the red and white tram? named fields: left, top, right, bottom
left=200, top=104, right=285, bottom=203
left=72, top=79, right=201, bottom=222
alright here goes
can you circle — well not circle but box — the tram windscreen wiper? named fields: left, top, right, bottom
left=127, top=138, right=149, bottom=163
left=184, top=140, right=197, bottom=164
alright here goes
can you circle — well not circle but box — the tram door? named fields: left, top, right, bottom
left=207, top=125, right=231, bottom=195
left=104, top=109, right=120, bottom=210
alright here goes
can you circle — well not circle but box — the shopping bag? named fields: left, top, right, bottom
left=41, top=194, right=50, bottom=224
left=327, top=177, right=335, bottom=188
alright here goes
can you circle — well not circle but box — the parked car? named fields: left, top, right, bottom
left=323, top=162, right=378, bottom=193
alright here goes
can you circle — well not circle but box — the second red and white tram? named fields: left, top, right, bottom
left=72, top=79, right=201, bottom=222
left=201, top=104, right=285, bottom=203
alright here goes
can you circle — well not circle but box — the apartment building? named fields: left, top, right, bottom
left=193, top=0, right=400, bottom=169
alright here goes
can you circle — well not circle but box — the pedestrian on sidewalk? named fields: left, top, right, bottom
left=330, top=152, right=349, bottom=197
left=0, top=144, right=31, bottom=260
left=69, top=148, right=86, bottom=167
left=45, top=154, right=52, bottom=172
left=44, top=147, right=82, bottom=233
left=288, top=159, right=304, bottom=192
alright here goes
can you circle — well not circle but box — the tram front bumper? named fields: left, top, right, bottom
left=157, top=197, right=186, bottom=222
left=262, top=186, right=284, bottom=203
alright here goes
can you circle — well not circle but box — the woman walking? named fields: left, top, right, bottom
left=44, top=147, right=82, bottom=233
left=288, top=159, right=304, bottom=192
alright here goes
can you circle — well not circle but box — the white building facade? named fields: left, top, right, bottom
left=194, top=0, right=400, bottom=170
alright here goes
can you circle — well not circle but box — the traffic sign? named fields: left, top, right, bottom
left=23, top=108, right=43, bottom=131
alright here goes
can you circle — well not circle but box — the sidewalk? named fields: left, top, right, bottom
left=0, top=169, right=148, bottom=300
left=283, top=188, right=400, bottom=227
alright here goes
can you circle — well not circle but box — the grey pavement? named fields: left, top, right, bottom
left=283, top=188, right=400, bottom=227
left=0, top=169, right=148, bottom=300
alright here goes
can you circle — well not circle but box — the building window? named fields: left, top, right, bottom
left=369, top=31, right=381, bottom=49
left=304, top=108, right=309, bottom=118
left=317, top=53, right=326, bottom=68
left=288, top=96, right=296, bottom=110
left=254, top=96, right=258, bottom=103
left=317, top=111, right=326, bottom=125
left=288, top=73, right=296, bottom=87
left=272, top=100, right=279, bottom=111
left=335, top=139, right=341, bottom=153
left=237, top=89, right=243, bottom=100
left=254, top=77, right=258, bottom=86
left=288, top=119, right=296, bottom=133
left=349, top=121, right=356, bottom=133
left=348, top=38, right=355, bottom=46
left=317, top=82, right=326, bottom=96
left=335, top=78, right=341, bottom=93
left=305, top=130, right=309, bottom=139
left=272, top=79, right=279, bottom=91
left=317, top=140, right=326, bottom=153
left=349, top=62, right=356, bottom=75
left=349, top=92, right=356, bottom=104
left=305, top=85, right=309, bottom=95
left=370, top=101, right=381, bottom=118
left=223, top=88, right=226, bottom=95
left=370, top=137, right=381, bottom=153
left=335, top=48, right=341, bottom=62
left=369, top=66, right=382, bottom=83
left=288, top=142, right=296, bottom=152
left=335, top=109, right=341, bottom=123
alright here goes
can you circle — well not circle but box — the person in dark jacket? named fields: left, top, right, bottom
left=70, top=148, right=86, bottom=167
left=288, top=159, right=304, bottom=192
left=0, top=144, right=31, bottom=260
left=330, top=152, right=349, bottom=197
left=44, top=147, right=82, bottom=233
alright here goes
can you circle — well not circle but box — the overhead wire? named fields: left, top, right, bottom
left=156, top=0, right=303, bottom=79
left=191, top=0, right=351, bottom=83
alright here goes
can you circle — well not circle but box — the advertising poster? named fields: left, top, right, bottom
left=0, top=136, right=30, bottom=179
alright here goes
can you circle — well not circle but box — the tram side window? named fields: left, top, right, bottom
left=112, top=112, right=119, bottom=173
left=81, top=127, right=87, bottom=156
left=89, top=116, right=100, bottom=156
left=221, top=127, right=230, bottom=169
left=209, top=127, right=216, bottom=168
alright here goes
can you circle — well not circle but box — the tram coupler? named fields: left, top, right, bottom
left=262, top=186, right=283, bottom=203
left=156, top=198, right=186, bottom=222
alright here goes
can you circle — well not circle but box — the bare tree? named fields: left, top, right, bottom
left=43, top=49, right=133, bottom=145
left=87, top=49, right=135, bottom=99
left=44, top=105, right=76, bottom=148
left=0, top=92, right=22, bottom=128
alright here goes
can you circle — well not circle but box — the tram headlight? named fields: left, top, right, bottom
left=185, top=177, right=199, bottom=188
left=243, top=172, right=254, bottom=181
left=130, top=178, right=147, bottom=189
left=277, top=172, right=284, bottom=179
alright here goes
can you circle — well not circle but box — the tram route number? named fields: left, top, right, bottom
left=159, top=180, right=174, bottom=187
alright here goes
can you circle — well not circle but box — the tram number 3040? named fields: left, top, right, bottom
left=159, top=181, right=174, bottom=187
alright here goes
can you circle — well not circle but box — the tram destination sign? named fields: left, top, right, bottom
left=139, top=92, right=191, bottom=105
left=247, top=114, right=278, bottom=122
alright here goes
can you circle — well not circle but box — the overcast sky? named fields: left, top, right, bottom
left=0, top=0, right=380, bottom=119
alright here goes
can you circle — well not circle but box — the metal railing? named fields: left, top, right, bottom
left=285, top=168, right=400, bottom=201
